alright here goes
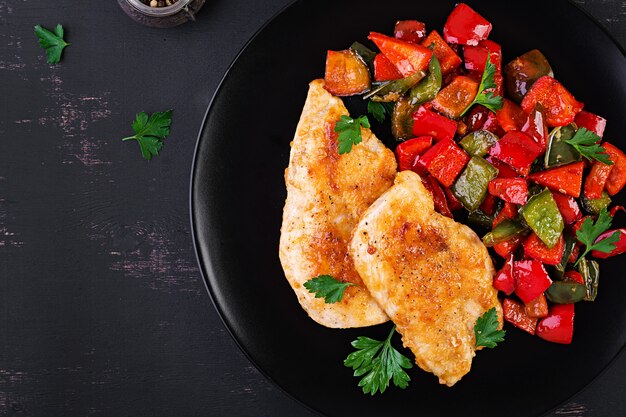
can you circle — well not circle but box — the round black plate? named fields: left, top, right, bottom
left=191, top=1, right=626, bottom=416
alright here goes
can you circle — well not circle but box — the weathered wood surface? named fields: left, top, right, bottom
left=0, top=0, right=624, bottom=416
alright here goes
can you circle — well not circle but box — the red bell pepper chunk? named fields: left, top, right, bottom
left=488, top=178, right=528, bottom=205
left=574, top=110, right=606, bottom=138
left=373, top=53, right=402, bottom=82
left=418, top=139, right=469, bottom=187
left=395, top=136, right=433, bottom=171
left=527, top=161, right=585, bottom=198
left=486, top=156, right=519, bottom=179
left=591, top=228, right=626, bottom=259
left=489, top=130, right=542, bottom=176
left=432, top=76, right=479, bottom=119
left=503, top=298, right=538, bottom=335
left=324, top=50, right=371, bottom=96
left=443, top=3, right=492, bottom=46
left=421, top=174, right=453, bottom=218
left=520, top=76, right=584, bottom=127
left=493, top=202, right=519, bottom=227
left=421, top=30, right=462, bottom=76
left=412, top=105, right=458, bottom=142
left=521, top=106, right=549, bottom=152
left=368, top=32, right=432, bottom=77
left=493, top=255, right=515, bottom=295
left=564, top=270, right=585, bottom=285
left=584, top=160, right=614, bottom=199
left=568, top=243, right=581, bottom=264
left=525, top=294, right=549, bottom=319
left=536, top=304, right=575, bottom=345
left=463, top=40, right=503, bottom=95
left=479, top=193, right=498, bottom=216
left=610, top=205, right=626, bottom=217
left=494, top=236, right=524, bottom=259
left=444, top=187, right=464, bottom=212
left=394, top=20, right=427, bottom=44
left=523, top=233, right=565, bottom=265
left=603, top=142, right=626, bottom=196
left=550, top=191, right=582, bottom=225
left=465, top=105, right=506, bottom=136
left=496, top=99, right=526, bottom=132
left=513, top=260, right=553, bottom=304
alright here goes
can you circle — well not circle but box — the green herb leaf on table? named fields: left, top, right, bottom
left=367, top=101, right=394, bottom=123
left=474, top=307, right=505, bottom=348
left=460, top=54, right=504, bottom=116
left=344, top=326, right=413, bottom=395
left=574, top=208, right=620, bottom=265
left=303, top=275, right=354, bottom=304
left=34, top=24, right=70, bottom=64
left=122, top=110, right=173, bottom=160
left=335, top=115, right=370, bottom=154
left=565, top=127, right=613, bottom=165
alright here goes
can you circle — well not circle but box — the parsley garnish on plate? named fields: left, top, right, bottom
left=303, top=275, right=354, bottom=304
left=460, top=54, right=504, bottom=116
left=335, top=115, right=370, bottom=154
left=474, top=307, right=505, bottom=348
left=122, top=110, right=173, bottom=160
left=344, top=325, right=413, bottom=395
left=574, top=208, right=620, bottom=266
left=34, top=24, right=70, bottom=64
left=367, top=101, right=395, bottom=123
left=565, top=127, right=613, bottom=165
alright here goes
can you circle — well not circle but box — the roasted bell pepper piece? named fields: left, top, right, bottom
left=580, top=190, right=611, bottom=214
left=391, top=97, right=419, bottom=140
left=421, top=30, right=462, bottom=75
left=395, top=136, right=433, bottom=171
left=591, top=228, right=626, bottom=259
left=520, top=76, right=584, bottom=127
left=432, top=76, right=479, bottom=119
left=465, top=105, right=505, bottom=137
left=493, top=254, right=515, bottom=295
left=603, top=142, right=626, bottom=195
left=504, top=49, right=553, bottom=103
left=574, top=110, right=606, bottom=138
left=365, top=71, right=426, bottom=102
left=409, top=54, right=442, bottom=105
left=374, top=53, right=402, bottom=81
left=394, top=20, right=427, bottom=44
left=503, top=298, right=538, bottom=335
left=494, top=236, right=524, bottom=259
left=493, top=202, right=518, bottom=226
left=536, top=304, right=575, bottom=344
left=482, top=220, right=527, bottom=247
left=479, top=193, right=498, bottom=216
left=514, top=260, right=553, bottom=304
left=578, top=257, right=599, bottom=301
left=489, top=130, right=542, bottom=176
left=546, top=281, right=586, bottom=304
left=584, top=160, right=614, bottom=199
left=564, top=270, right=584, bottom=285
left=486, top=156, right=518, bottom=179
left=544, top=124, right=581, bottom=168
left=524, top=232, right=565, bottom=265
left=459, top=130, right=499, bottom=157
left=324, top=49, right=371, bottom=96
left=520, top=188, right=564, bottom=248
left=418, top=139, right=469, bottom=187
left=525, top=294, right=549, bottom=319
left=496, top=99, right=525, bottom=132
left=412, top=105, right=457, bottom=142
left=422, top=174, right=453, bottom=218
left=550, top=191, right=582, bottom=225
left=444, top=187, right=464, bottom=212
left=369, top=32, right=433, bottom=77
left=467, top=209, right=495, bottom=229
left=451, top=156, right=498, bottom=211
left=488, top=178, right=528, bottom=205
left=521, top=105, right=549, bottom=152
left=443, top=3, right=492, bottom=46
left=350, top=42, right=377, bottom=73
left=527, top=162, right=584, bottom=198
left=463, top=40, right=503, bottom=95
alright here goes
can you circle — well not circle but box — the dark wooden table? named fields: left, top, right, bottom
left=0, top=1, right=624, bottom=416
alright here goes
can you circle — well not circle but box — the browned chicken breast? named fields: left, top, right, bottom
left=279, top=79, right=397, bottom=328
left=350, top=171, right=502, bottom=386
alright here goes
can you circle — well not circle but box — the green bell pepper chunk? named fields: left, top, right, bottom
left=581, top=190, right=612, bottom=214
left=482, top=220, right=528, bottom=247
left=391, top=97, right=418, bottom=140
left=467, top=210, right=495, bottom=230
left=545, top=281, right=587, bottom=304
left=409, top=54, right=442, bottom=105
left=552, top=231, right=576, bottom=278
left=459, top=130, right=500, bottom=157
left=350, top=42, right=376, bottom=73
left=544, top=124, right=581, bottom=168
left=520, top=188, right=564, bottom=248
left=364, top=71, right=425, bottom=102
left=451, top=156, right=499, bottom=211
left=578, top=257, right=599, bottom=301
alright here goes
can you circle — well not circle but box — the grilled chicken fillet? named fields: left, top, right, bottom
left=350, top=171, right=502, bottom=386
left=279, top=79, right=397, bottom=328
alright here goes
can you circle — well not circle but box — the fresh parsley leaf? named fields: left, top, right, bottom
left=367, top=101, right=394, bottom=123
left=474, top=307, right=505, bottom=348
left=574, top=208, right=620, bottom=266
left=34, top=24, right=70, bottom=64
left=334, top=115, right=370, bottom=154
left=344, top=326, right=412, bottom=395
left=565, top=127, right=613, bottom=165
left=303, top=275, right=354, bottom=304
left=122, top=110, right=173, bottom=160
left=460, top=54, right=504, bottom=117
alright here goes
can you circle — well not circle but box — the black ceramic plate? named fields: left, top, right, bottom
left=191, top=1, right=626, bottom=416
